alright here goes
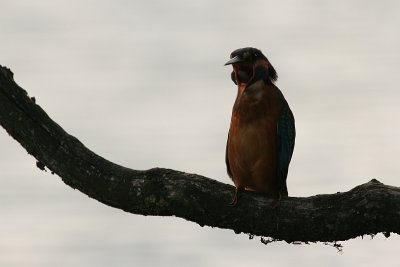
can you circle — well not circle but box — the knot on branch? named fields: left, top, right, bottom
left=0, top=65, right=14, bottom=81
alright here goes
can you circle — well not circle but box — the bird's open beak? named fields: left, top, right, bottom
left=224, top=55, right=245, bottom=66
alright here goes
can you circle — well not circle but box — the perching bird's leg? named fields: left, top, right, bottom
left=230, top=187, right=243, bottom=206
left=270, top=192, right=282, bottom=209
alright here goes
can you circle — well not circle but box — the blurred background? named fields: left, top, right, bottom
left=1, top=0, right=400, bottom=266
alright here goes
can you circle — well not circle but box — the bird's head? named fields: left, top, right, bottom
left=224, top=47, right=277, bottom=87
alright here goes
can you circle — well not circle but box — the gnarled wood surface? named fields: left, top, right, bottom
left=1, top=65, right=399, bottom=243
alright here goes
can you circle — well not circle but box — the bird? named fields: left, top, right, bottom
left=224, top=47, right=296, bottom=206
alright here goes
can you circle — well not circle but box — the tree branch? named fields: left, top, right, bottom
left=1, top=65, right=399, bottom=243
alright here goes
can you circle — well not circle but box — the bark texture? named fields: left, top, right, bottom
left=1, top=65, right=399, bottom=243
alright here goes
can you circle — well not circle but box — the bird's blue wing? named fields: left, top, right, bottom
left=225, top=134, right=233, bottom=180
left=277, top=97, right=296, bottom=196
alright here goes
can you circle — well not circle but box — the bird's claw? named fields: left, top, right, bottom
left=270, top=193, right=282, bottom=209
left=229, top=187, right=242, bottom=206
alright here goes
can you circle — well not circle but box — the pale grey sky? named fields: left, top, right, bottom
left=1, top=1, right=400, bottom=266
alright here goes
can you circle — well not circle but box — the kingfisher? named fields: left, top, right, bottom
left=225, top=47, right=295, bottom=206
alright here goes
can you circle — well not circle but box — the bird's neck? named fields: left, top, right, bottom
left=233, top=79, right=270, bottom=120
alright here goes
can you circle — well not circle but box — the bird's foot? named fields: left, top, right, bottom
left=230, top=187, right=242, bottom=206
left=270, top=193, right=282, bottom=209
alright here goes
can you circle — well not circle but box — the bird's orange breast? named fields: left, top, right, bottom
left=227, top=81, right=282, bottom=194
